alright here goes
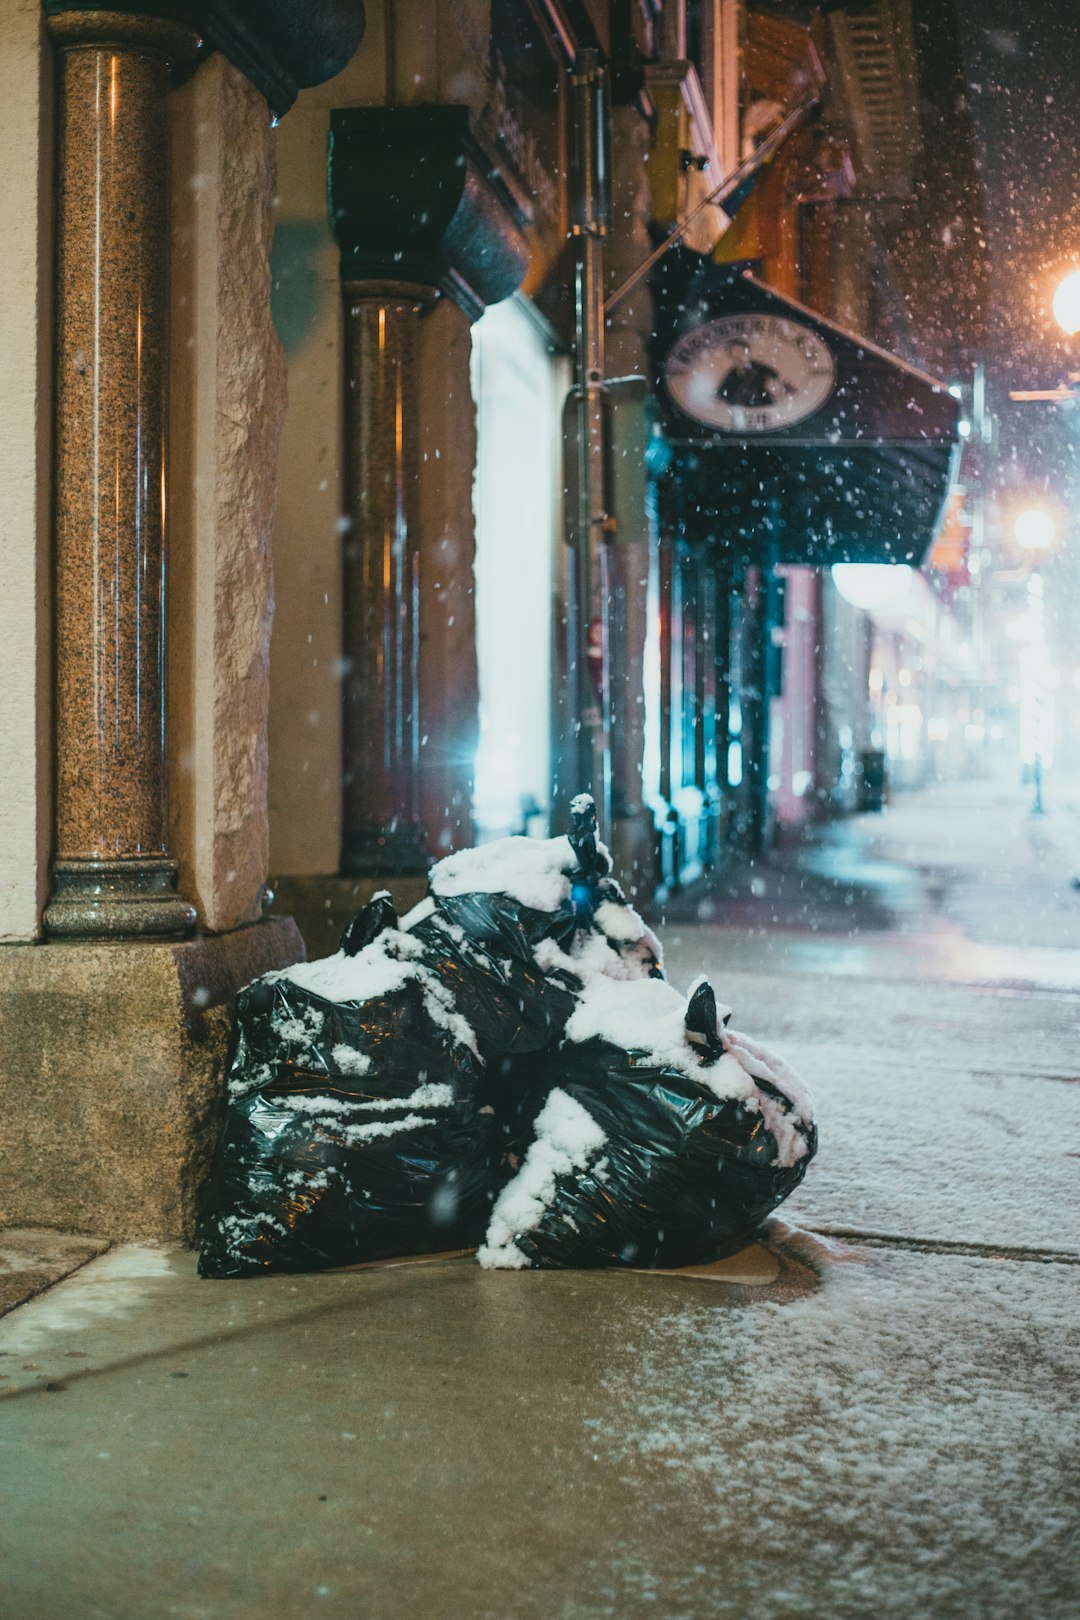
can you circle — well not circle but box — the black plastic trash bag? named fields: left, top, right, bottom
left=476, top=980, right=817, bottom=1270
left=198, top=904, right=504, bottom=1277
left=198, top=797, right=650, bottom=1276
left=198, top=794, right=816, bottom=1278
left=402, top=794, right=663, bottom=1134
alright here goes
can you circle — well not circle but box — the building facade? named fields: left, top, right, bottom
left=0, top=0, right=976, bottom=1239
left=267, top=0, right=972, bottom=916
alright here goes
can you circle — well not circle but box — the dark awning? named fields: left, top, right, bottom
left=657, top=270, right=962, bottom=567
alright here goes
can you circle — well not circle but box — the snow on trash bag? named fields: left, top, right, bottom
left=197, top=898, right=503, bottom=1277
left=403, top=794, right=664, bottom=1138
left=404, top=791, right=663, bottom=1057
left=477, top=977, right=817, bottom=1271
left=198, top=796, right=658, bottom=1277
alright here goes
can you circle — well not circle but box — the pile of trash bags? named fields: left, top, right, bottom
left=198, top=796, right=816, bottom=1278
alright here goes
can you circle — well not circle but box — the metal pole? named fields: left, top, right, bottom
left=750, top=502, right=784, bottom=853
left=603, top=95, right=818, bottom=318
left=570, top=50, right=612, bottom=829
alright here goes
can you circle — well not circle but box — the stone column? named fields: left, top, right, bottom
left=414, top=297, right=479, bottom=861
left=605, top=105, right=658, bottom=898
left=339, top=283, right=429, bottom=875
left=328, top=105, right=527, bottom=877
left=44, top=11, right=198, bottom=937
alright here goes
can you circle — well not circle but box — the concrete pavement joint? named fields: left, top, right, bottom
left=805, top=1226, right=1080, bottom=1265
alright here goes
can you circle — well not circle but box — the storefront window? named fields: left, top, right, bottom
left=471, top=297, right=567, bottom=841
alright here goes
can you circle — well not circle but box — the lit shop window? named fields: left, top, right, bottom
left=471, top=298, right=567, bottom=840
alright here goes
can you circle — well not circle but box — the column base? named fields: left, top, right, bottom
left=0, top=918, right=304, bottom=1242
left=44, top=858, right=198, bottom=940
left=341, top=821, right=430, bottom=878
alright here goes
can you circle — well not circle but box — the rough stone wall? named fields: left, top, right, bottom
left=170, top=57, right=286, bottom=931
left=266, top=106, right=346, bottom=878
left=0, top=4, right=52, bottom=941
left=299, top=0, right=490, bottom=111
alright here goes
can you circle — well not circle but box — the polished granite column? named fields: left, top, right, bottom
left=45, top=11, right=199, bottom=937
left=339, top=284, right=431, bottom=876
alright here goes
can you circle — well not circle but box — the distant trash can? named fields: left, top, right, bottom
left=858, top=749, right=887, bottom=811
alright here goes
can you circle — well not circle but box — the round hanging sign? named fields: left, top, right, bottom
left=664, top=313, right=837, bottom=433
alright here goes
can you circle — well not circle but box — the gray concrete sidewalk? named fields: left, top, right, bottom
left=1, top=777, right=1078, bottom=1620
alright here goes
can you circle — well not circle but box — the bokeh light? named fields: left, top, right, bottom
left=1051, top=268, right=1080, bottom=335
left=1014, top=507, right=1057, bottom=551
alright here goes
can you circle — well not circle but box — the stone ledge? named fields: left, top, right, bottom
left=0, top=1228, right=110, bottom=1320
left=0, top=917, right=303, bottom=1243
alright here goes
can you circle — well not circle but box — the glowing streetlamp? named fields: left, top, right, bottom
left=1010, top=508, right=1055, bottom=814
left=1052, top=269, right=1080, bottom=336
left=1013, top=507, right=1056, bottom=553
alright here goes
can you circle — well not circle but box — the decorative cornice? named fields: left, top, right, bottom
left=328, top=106, right=530, bottom=323
left=43, top=0, right=366, bottom=116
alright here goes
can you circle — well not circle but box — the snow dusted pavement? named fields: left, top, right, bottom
left=656, top=967, right=1080, bottom=1255
left=0, top=778, right=1077, bottom=1619
left=658, top=776, right=1080, bottom=1259
left=0, top=1231, right=1075, bottom=1620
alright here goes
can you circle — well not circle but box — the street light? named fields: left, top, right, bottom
left=1011, top=509, right=1056, bottom=815
left=1014, top=506, right=1056, bottom=552
left=1001, top=281, right=1077, bottom=811
left=1052, top=268, right=1080, bottom=336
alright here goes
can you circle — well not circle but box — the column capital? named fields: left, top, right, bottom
left=45, top=8, right=200, bottom=62
left=42, top=0, right=366, bottom=115
left=329, top=105, right=530, bottom=322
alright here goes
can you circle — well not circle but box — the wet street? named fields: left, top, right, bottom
left=658, top=775, right=1080, bottom=1263
left=1, top=777, right=1078, bottom=1620
left=659, top=773, right=1080, bottom=988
